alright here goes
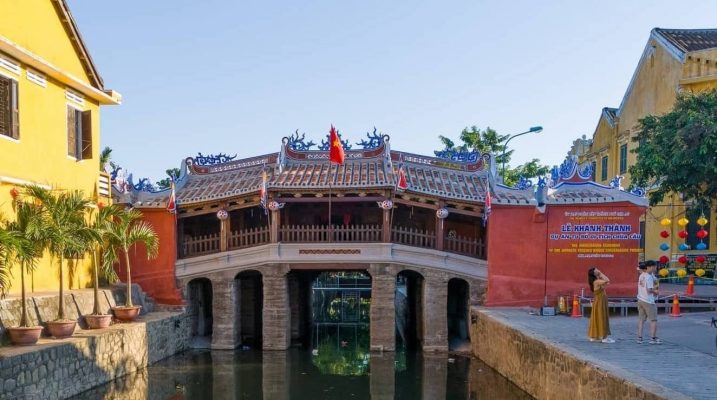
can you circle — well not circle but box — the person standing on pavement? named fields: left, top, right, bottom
left=637, top=260, right=662, bottom=344
left=587, top=267, right=614, bottom=343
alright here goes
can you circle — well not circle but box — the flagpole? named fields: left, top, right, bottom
left=328, top=162, right=333, bottom=243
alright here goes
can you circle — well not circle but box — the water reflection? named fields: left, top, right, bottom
left=70, top=347, right=531, bottom=400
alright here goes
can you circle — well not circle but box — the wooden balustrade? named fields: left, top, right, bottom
left=279, top=224, right=382, bottom=243
left=182, top=233, right=220, bottom=258
left=391, top=226, right=436, bottom=249
left=180, top=224, right=485, bottom=261
left=445, top=235, right=486, bottom=259
left=229, top=226, right=270, bottom=250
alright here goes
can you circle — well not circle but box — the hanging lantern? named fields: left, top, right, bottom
left=658, top=268, right=669, bottom=277
left=696, top=255, right=706, bottom=264
left=436, top=208, right=449, bottom=219
left=377, top=199, right=393, bottom=210
left=696, top=268, right=706, bottom=277
left=678, top=230, right=688, bottom=239
left=696, top=229, right=708, bottom=239
left=660, top=218, right=671, bottom=226
left=677, top=217, right=689, bottom=227
left=9, top=187, right=19, bottom=199
left=678, top=255, right=688, bottom=264
left=216, top=209, right=229, bottom=220
left=659, top=230, right=670, bottom=238
left=678, top=243, right=690, bottom=251
left=676, top=268, right=687, bottom=278
left=697, top=216, right=708, bottom=226
left=659, top=255, right=670, bottom=264
left=696, top=242, right=708, bottom=250
left=267, top=201, right=284, bottom=211
left=659, top=243, right=670, bottom=251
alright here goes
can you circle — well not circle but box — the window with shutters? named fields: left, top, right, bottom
left=0, top=74, right=19, bottom=140
left=67, top=106, right=92, bottom=160
left=619, top=144, right=628, bottom=174
left=600, top=155, right=608, bottom=181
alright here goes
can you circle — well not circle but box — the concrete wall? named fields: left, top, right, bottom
left=0, top=312, right=190, bottom=400
left=470, top=308, right=668, bottom=400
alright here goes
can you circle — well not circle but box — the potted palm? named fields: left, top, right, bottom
left=5, top=197, right=46, bottom=345
left=105, top=207, right=158, bottom=322
left=27, top=186, right=90, bottom=339
left=84, top=203, right=121, bottom=329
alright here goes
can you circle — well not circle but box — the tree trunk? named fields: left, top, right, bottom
left=20, top=261, right=29, bottom=327
left=58, top=252, right=65, bottom=320
left=124, top=248, right=133, bottom=307
left=92, top=250, right=100, bottom=315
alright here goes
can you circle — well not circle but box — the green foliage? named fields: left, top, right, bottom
left=0, top=224, right=15, bottom=298
left=436, top=125, right=550, bottom=186
left=103, top=207, right=159, bottom=307
left=156, top=168, right=181, bottom=189
left=100, top=147, right=113, bottom=172
left=630, top=90, right=717, bottom=207
left=503, top=159, right=552, bottom=187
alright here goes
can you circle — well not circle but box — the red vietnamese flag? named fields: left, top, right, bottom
left=396, top=166, right=408, bottom=191
left=329, top=125, right=345, bottom=165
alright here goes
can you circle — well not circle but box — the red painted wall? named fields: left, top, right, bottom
left=115, top=208, right=184, bottom=305
left=486, top=202, right=645, bottom=307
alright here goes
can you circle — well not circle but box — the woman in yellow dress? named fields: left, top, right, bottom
left=587, top=267, right=614, bottom=343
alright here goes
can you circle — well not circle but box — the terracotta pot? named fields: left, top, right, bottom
left=112, top=306, right=142, bottom=322
left=85, top=314, right=113, bottom=329
left=7, top=326, right=43, bottom=346
left=46, top=320, right=77, bottom=339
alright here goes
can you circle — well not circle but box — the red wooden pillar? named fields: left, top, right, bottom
left=271, top=209, right=281, bottom=243
left=383, top=208, right=391, bottom=243
left=435, top=202, right=445, bottom=251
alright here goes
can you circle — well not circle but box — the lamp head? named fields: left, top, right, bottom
left=529, top=126, right=543, bottom=133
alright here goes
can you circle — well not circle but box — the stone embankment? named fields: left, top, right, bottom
left=0, top=290, right=189, bottom=400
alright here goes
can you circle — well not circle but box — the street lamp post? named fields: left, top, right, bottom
left=500, top=126, right=543, bottom=182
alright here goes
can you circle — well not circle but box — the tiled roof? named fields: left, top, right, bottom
left=655, top=28, right=717, bottom=53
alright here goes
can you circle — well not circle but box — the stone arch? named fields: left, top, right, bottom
left=396, top=269, right=425, bottom=350
left=235, top=269, right=263, bottom=348
left=447, top=277, right=470, bottom=350
left=187, top=278, right=213, bottom=342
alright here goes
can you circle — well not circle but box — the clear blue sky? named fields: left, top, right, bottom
left=69, top=1, right=717, bottom=182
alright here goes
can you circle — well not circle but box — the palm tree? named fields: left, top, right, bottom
left=6, top=198, right=46, bottom=327
left=87, top=204, right=122, bottom=316
left=99, top=146, right=112, bottom=173
left=0, top=223, right=16, bottom=299
left=104, top=207, right=158, bottom=317
left=26, top=186, right=91, bottom=322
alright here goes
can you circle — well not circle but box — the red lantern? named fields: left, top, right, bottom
left=696, top=255, right=706, bottom=263
left=9, top=187, right=19, bottom=199
left=659, top=255, right=670, bottom=264
left=660, top=230, right=670, bottom=238
left=696, top=229, right=708, bottom=239
left=678, top=255, right=688, bottom=264
left=678, top=230, right=689, bottom=239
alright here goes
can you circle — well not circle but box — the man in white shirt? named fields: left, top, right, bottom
left=637, top=260, right=661, bottom=344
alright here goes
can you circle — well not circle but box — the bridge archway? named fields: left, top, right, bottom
left=236, top=270, right=263, bottom=348
left=396, top=269, right=424, bottom=350
left=447, top=278, right=470, bottom=350
left=187, top=278, right=213, bottom=341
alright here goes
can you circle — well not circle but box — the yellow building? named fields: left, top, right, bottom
left=569, top=28, right=717, bottom=263
left=0, top=0, right=120, bottom=294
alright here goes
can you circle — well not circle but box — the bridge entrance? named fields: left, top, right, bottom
left=447, top=278, right=470, bottom=350
left=396, top=270, right=424, bottom=350
left=236, top=270, right=263, bottom=348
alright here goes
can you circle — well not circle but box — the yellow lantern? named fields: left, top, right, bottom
left=677, top=217, right=689, bottom=227
left=697, top=216, right=708, bottom=226
left=696, top=268, right=706, bottom=277
left=676, top=268, right=687, bottom=278
left=660, top=218, right=671, bottom=226
left=658, top=268, right=669, bottom=277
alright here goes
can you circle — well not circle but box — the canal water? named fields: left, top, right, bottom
left=72, top=272, right=531, bottom=399
left=70, top=346, right=532, bottom=399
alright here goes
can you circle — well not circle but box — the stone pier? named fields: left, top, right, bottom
left=262, top=264, right=291, bottom=350
left=422, top=273, right=448, bottom=352
left=369, top=263, right=396, bottom=352
left=210, top=276, right=238, bottom=349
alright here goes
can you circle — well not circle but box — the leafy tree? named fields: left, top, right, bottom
left=630, top=89, right=717, bottom=207
left=87, top=204, right=123, bottom=315
left=155, top=168, right=181, bottom=189
left=0, top=221, right=16, bottom=298
left=103, top=208, right=158, bottom=308
left=436, top=125, right=550, bottom=186
left=100, top=147, right=113, bottom=172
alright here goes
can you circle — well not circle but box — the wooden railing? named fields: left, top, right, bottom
left=229, top=226, right=270, bottom=250
left=391, top=226, right=436, bottom=249
left=182, top=233, right=220, bottom=258
left=445, top=235, right=486, bottom=259
left=180, top=224, right=485, bottom=261
left=280, top=224, right=382, bottom=243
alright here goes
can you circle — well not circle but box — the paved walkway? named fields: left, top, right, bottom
left=481, top=308, right=717, bottom=400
